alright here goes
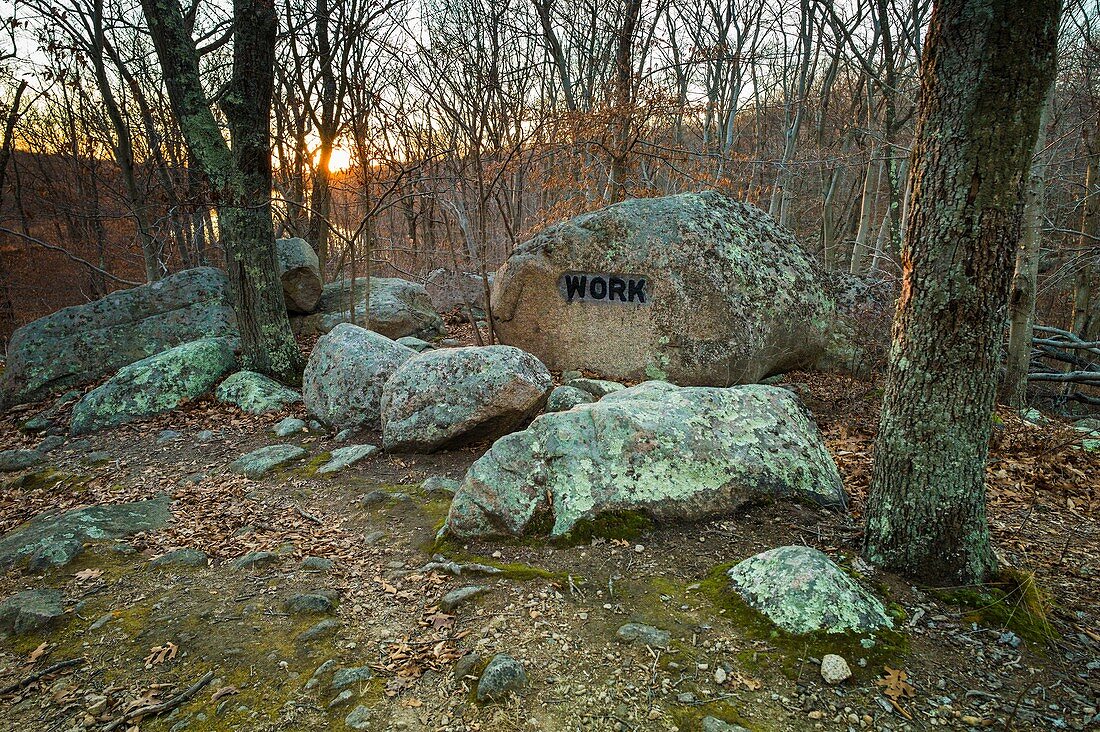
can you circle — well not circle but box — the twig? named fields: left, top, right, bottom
left=0, top=658, right=85, bottom=696
left=294, top=503, right=323, bottom=525
left=102, top=670, right=215, bottom=731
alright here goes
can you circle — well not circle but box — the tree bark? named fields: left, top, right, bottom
left=140, top=0, right=302, bottom=383
left=863, top=0, right=1061, bottom=585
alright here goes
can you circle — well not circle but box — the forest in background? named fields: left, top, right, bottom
left=0, top=0, right=1096, bottom=354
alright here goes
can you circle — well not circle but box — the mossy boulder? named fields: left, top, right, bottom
left=0, top=589, right=64, bottom=635
left=276, top=237, right=322, bottom=313
left=0, top=495, right=171, bottom=570
left=546, top=385, right=595, bottom=412
left=442, top=381, right=845, bottom=539
left=1, top=267, right=237, bottom=407
left=215, top=370, right=302, bottom=414
left=70, top=338, right=237, bottom=434
left=0, top=449, right=43, bottom=473
left=490, top=191, right=834, bottom=386
left=303, top=324, right=415, bottom=429
left=726, top=546, right=892, bottom=635
left=229, top=444, right=307, bottom=478
left=381, top=346, right=552, bottom=452
left=290, top=277, right=445, bottom=340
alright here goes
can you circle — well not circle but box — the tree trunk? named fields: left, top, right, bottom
left=1071, top=155, right=1097, bottom=338
left=140, top=0, right=302, bottom=383
left=863, top=0, right=1061, bottom=585
left=1002, top=86, right=1055, bottom=408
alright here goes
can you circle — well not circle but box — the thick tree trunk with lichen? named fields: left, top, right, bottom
left=140, top=0, right=302, bottom=383
left=863, top=0, right=1060, bottom=585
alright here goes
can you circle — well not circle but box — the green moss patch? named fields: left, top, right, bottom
left=933, top=570, right=1057, bottom=645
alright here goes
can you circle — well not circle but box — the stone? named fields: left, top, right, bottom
left=0, top=449, right=43, bottom=472
left=422, top=476, right=460, bottom=497
left=490, top=192, right=835, bottom=385
left=454, top=652, right=482, bottom=681
left=195, top=430, right=215, bottom=442
left=820, top=654, right=852, bottom=684
left=21, top=390, right=82, bottom=432
left=334, top=429, right=354, bottom=442
left=303, top=324, right=416, bottom=429
left=443, top=382, right=844, bottom=539
left=726, top=546, right=892, bottom=635
left=308, top=419, right=324, bottom=432
left=545, top=385, right=595, bottom=412
left=156, top=429, right=182, bottom=444
left=276, top=237, right=323, bottom=313
left=298, top=618, right=340, bottom=642
left=701, top=717, right=750, bottom=732
left=272, top=417, right=307, bottom=437
left=0, top=496, right=170, bottom=570
left=331, top=666, right=373, bottom=690
left=328, top=689, right=354, bottom=708
left=216, top=371, right=302, bottom=414
left=290, top=277, right=445, bottom=340
left=1073, top=418, right=1099, bottom=434
left=150, top=548, right=208, bottom=568
left=37, top=435, right=66, bottom=453
left=565, top=378, right=625, bottom=398
left=229, top=444, right=307, bottom=478
left=344, top=705, right=372, bottom=730
left=1, top=267, right=237, bottom=408
left=439, top=585, right=488, bottom=612
left=425, top=268, right=491, bottom=317
left=231, top=551, right=278, bottom=570
left=396, top=336, right=434, bottom=352
left=285, top=592, right=337, bottom=615
left=381, top=346, right=552, bottom=452
left=316, top=445, right=380, bottom=475
left=70, top=338, right=237, bottom=435
left=83, top=451, right=110, bottom=464
left=616, top=623, right=671, bottom=649
left=301, top=556, right=335, bottom=571
left=476, top=654, right=527, bottom=702
left=0, top=589, right=64, bottom=635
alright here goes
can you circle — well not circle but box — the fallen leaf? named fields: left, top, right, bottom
left=143, top=641, right=179, bottom=669
left=74, top=568, right=104, bottom=582
left=27, top=642, right=49, bottom=663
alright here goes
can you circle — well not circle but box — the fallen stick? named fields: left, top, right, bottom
left=102, top=670, right=215, bottom=731
left=0, top=657, right=85, bottom=696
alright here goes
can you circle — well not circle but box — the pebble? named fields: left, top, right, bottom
left=615, top=623, right=670, bottom=649
left=820, top=654, right=852, bottom=685
left=328, top=689, right=354, bottom=708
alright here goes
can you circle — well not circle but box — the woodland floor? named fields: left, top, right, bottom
left=0, top=335, right=1097, bottom=732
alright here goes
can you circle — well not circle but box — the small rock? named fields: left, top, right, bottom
left=335, top=429, right=354, bottom=442
left=316, top=444, right=380, bottom=475
left=83, top=450, right=111, bottom=464
left=615, top=623, right=670, bottom=649
left=331, top=666, right=373, bottom=690
left=0, top=589, right=65, bottom=635
left=285, top=592, right=337, bottom=615
left=37, top=435, right=66, bottom=453
left=422, top=476, right=460, bottom=496
left=88, top=612, right=115, bottom=631
left=439, top=585, right=488, bottom=612
left=300, top=556, right=334, bottom=571
left=150, top=548, right=208, bottom=568
left=86, top=694, right=108, bottom=715
left=713, top=667, right=728, bottom=685
left=345, top=705, right=372, bottom=730
left=231, top=551, right=278, bottom=570
left=157, top=429, right=182, bottom=444
left=195, top=430, right=215, bottom=442
left=677, top=692, right=697, bottom=704
left=308, top=420, right=324, bottom=432
left=820, top=654, right=851, bottom=684
left=565, top=377, right=626, bottom=398
left=546, top=385, right=596, bottom=412
left=454, top=652, right=483, bottom=680
left=272, top=417, right=307, bottom=437
left=0, top=449, right=43, bottom=472
left=476, top=654, right=527, bottom=702
left=328, top=689, right=354, bottom=708
left=229, top=444, right=307, bottom=478
left=396, top=336, right=434, bottom=352
left=701, top=717, right=750, bottom=732
left=298, top=619, right=340, bottom=642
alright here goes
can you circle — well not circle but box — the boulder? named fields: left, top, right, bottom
left=1, top=267, right=237, bottom=407
left=303, top=324, right=416, bottom=429
left=0, top=449, right=43, bottom=473
left=70, top=338, right=237, bottom=435
left=726, top=546, right=892, bottom=635
left=229, top=444, right=307, bottom=478
left=215, top=370, right=302, bottom=414
left=546, top=385, right=596, bottom=412
left=276, top=237, right=323, bottom=313
left=316, top=444, right=380, bottom=475
left=0, top=496, right=171, bottom=570
left=290, top=277, right=445, bottom=340
left=381, top=346, right=552, bottom=452
left=476, top=654, right=527, bottom=702
left=566, top=378, right=625, bottom=398
left=425, top=268, right=491, bottom=317
left=490, top=191, right=834, bottom=385
left=443, top=382, right=844, bottom=539
left=0, top=589, right=65, bottom=635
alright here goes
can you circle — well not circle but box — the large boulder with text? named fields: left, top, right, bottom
left=490, top=192, right=835, bottom=386
left=381, top=346, right=552, bottom=452
left=303, top=323, right=416, bottom=429
left=442, top=382, right=845, bottom=539
left=0, top=267, right=237, bottom=407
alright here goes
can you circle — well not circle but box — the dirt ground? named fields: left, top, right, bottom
left=0, top=359, right=1097, bottom=732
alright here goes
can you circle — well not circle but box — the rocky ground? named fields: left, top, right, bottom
left=0, top=359, right=1097, bottom=732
